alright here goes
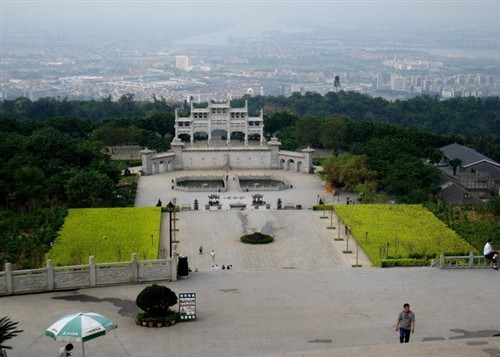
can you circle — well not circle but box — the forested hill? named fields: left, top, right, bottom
left=2, top=92, right=499, bottom=140
left=233, top=92, right=500, bottom=139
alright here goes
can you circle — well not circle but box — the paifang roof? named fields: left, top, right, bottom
left=440, top=143, right=500, bottom=168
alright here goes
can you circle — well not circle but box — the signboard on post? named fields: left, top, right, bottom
left=179, top=292, right=196, bottom=320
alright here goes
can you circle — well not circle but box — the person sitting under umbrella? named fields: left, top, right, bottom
left=58, top=343, right=73, bottom=357
left=46, top=312, right=117, bottom=357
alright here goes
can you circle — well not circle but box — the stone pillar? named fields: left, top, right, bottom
left=140, top=149, right=155, bottom=175
left=260, top=109, right=264, bottom=146
left=5, top=263, right=13, bottom=294
left=301, top=146, right=315, bottom=174
left=171, top=243, right=178, bottom=282
left=174, top=108, right=179, bottom=139
left=171, top=138, right=184, bottom=170
left=268, top=137, right=281, bottom=169
left=89, top=256, right=96, bottom=287
left=129, top=253, right=139, bottom=284
left=47, top=259, right=54, bottom=291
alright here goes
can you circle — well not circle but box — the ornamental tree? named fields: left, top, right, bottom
left=136, top=284, right=178, bottom=317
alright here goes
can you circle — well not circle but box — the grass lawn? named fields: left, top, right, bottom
left=334, top=204, right=475, bottom=266
left=46, top=207, right=162, bottom=265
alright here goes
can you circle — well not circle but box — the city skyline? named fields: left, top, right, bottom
left=1, top=1, right=499, bottom=102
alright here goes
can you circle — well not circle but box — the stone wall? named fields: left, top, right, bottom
left=181, top=148, right=273, bottom=170
left=141, top=137, right=314, bottom=175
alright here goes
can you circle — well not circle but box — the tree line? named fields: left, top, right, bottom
left=2, top=92, right=499, bottom=160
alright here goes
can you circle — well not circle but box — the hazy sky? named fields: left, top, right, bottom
left=2, top=1, right=500, bottom=44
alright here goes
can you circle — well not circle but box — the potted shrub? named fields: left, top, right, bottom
left=135, top=284, right=178, bottom=328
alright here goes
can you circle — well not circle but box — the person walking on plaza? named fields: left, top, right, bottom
left=211, top=249, right=215, bottom=261
left=199, top=245, right=203, bottom=255
left=395, top=303, right=415, bottom=343
left=484, top=238, right=498, bottom=270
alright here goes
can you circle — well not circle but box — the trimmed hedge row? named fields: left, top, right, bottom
left=381, top=259, right=432, bottom=267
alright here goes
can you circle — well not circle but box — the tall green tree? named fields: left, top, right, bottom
left=294, top=115, right=322, bottom=147
left=381, top=157, right=440, bottom=203
left=65, top=169, right=115, bottom=207
left=136, top=112, right=174, bottom=139
left=322, top=153, right=376, bottom=192
left=449, top=158, right=462, bottom=175
left=320, top=115, right=348, bottom=153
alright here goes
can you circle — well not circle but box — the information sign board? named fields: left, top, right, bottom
left=179, top=292, right=196, bottom=320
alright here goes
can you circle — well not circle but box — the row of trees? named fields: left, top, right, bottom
left=0, top=94, right=177, bottom=121
left=234, top=92, right=500, bottom=159
left=3, top=92, right=498, bottom=161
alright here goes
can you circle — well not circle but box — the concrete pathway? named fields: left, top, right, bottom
left=3, top=268, right=500, bottom=357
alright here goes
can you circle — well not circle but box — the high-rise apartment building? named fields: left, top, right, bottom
left=176, top=56, right=190, bottom=71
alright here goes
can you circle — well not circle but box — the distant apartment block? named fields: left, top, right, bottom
left=390, top=74, right=408, bottom=91
left=176, top=56, right=190, bottom=71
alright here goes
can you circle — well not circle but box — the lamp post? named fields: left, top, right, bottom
left=167, top=201, right=175, bottom=258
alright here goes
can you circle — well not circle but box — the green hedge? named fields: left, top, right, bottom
left=381, top=259, right=432, bottom=267
left=240, top=232, right=274, bottom=244
left=312, top=205, right=335, bottom=211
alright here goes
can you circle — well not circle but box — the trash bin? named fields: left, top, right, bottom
left=178, top=256, right=189, bottom=277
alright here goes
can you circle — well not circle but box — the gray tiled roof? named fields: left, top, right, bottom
left=437, top=183, right=482, bottom=205
left=440, top=143, right=500, bottom=168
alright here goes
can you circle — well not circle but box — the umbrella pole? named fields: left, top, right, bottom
left=82, top=341, right=85, bottom=357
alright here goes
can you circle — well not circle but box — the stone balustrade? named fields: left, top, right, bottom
left=436, top=252, right=494, bottom=269
left=0, top=247, right=178, bottom=296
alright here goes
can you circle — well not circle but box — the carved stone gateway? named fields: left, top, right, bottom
left=140, top=100, right=315, bottom=174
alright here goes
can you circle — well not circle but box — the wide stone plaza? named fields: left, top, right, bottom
left=3, top=169, right=500, bottom=356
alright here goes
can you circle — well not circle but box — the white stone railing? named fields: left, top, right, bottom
left=436, top=252, right=494, bottom=269
left=0, top=250, right=178, bottom=296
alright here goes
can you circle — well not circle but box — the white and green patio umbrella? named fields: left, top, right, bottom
left=45, top=312, right=117, bottom=356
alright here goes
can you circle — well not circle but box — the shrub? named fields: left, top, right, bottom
left=115, top=189, right=129, bottom=200
left=240, top=232, right=274, bottom=244
left=312, top=204, right=335, bottom=211
left=161, top=205, right=180, bottom=213
left=136, top=284, right=178, bottom=317
left=113, top=199, right=127, bottom=207
left=381, top=259, right=431, bottom=267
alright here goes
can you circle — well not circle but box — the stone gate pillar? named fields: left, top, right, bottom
left=140, top=149, right=155, bottom=175
left=268, top=137, right=281, bottom=169
left=171, top=138, right=184, bottom=170
left=301, top=147, right=315, bottom=174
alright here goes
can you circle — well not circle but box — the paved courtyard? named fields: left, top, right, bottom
left=135, top=169, right=369, bottom=270
left=3, top=169, right=500, bottom=356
